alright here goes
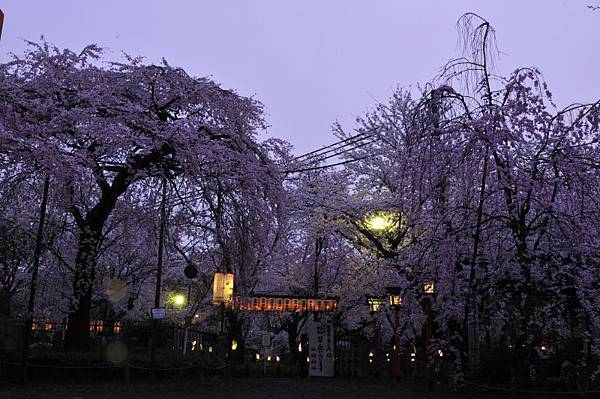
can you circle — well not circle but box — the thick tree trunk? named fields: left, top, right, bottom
left=65, top=225, right=101, bottom=350
left=64, top=169, right=133, bottom=350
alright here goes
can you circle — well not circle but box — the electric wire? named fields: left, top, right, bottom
left=288, top=137, right=376, bottom=168
left=285, top=137, right=379, bottom=171
left=283, top=154, right=374, bottom=174
left=284, top=129, right=383, bottom=174
left=289, top=131, right=376, bottom=164
left=289, top=130, right=374, bottom=162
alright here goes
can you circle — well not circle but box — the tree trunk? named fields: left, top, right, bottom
left=65, top=225, right=101, bottom=350
left=64, top=170, right=133, bottom=350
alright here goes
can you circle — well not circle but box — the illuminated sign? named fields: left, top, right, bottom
left=308, top=320, right=334, bottom=377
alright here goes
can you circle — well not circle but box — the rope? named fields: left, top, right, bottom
left=463, top=380, right=600, bottom=395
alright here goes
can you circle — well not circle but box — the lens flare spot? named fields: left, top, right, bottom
left=106, top=341, right=128, bottom=364
left=106, top=278, right=127, bottom=303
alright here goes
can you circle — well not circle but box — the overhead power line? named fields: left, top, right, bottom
left=282, top=130, right=384, bottom=175
left=283, top=155, right=374, bottom=174
left=290, top=131, right=374, bottom=163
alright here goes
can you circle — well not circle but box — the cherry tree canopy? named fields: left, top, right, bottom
left=0, top=42, right=283, bottom=349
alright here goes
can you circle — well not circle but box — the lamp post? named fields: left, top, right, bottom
left=366, top=296, right=383, bottom=376
left=422, top=281, right=435, bottom=390
left=182, top=263, right=198, bottom=355
left=386, top=287, right=402, bottom=380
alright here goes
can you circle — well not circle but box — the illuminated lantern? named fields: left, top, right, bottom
left=213, top=272, right=234, bottom=305
left=366, top=296, right=383, bottom=313
left=389, top=294, right=402, bottom=307
left=31, top=322, right=38, bottom=331
left=224, top=273, right=234, bottom=303
left=231, top=340, right=238, bottom=350
left=276, top=298, right=284, bottom=311
left=213, top=272, right=225, bottom=304
left=260, top=297, right=267, bottom=311
left=292, top=299, right=300, bottom=312
left=251, top=297, right=260, bottom=310
left=113, top=322, right=123, bottom=334
left=299, top=299, right=307, bottom=312
left=423, top=281, right=435, bottom=294
left=44, top=323, right=53, bottom=331
left=283, top=298, right=291, bottom=311
left=308, top=299, right=316, bottom=311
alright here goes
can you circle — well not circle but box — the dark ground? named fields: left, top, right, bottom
left=0, top=378, right=582, bottom=399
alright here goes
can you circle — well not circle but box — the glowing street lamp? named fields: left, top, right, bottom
left=166, top=292, right=187, bottom=308
left=366, top=296, right=384, bottom=314
left=365, top=212, right=396, bottom=232
left=173, top=294, right=186, bottom=306
left=389, top=293, right=402, bottom=308
left=423, top=281, right=435, bottom=295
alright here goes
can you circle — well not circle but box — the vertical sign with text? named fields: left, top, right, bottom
left=307, top=320, right=334, bottom=377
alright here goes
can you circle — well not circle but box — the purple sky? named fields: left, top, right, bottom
left=1, top=1, right=598, bottom=154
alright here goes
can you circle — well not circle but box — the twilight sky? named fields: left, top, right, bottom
left=1, top=1, right=598, bottom=154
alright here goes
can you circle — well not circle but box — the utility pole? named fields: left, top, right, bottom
left=22, top=175, right=50, bottom=381
left=150, top=178, right=168, bottom=379
left=312, top=237, right=322, bottom=322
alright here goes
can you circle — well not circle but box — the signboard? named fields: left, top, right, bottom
left=307, top=320, right=334, bottom=377
left=151, top=307, right=166, bottom=320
